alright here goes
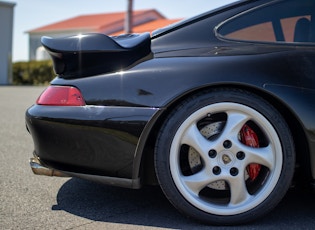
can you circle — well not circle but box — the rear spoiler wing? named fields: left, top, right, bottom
left=41, top=33, right=152, bottom=78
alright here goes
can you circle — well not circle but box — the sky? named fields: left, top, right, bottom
left=6, top=0, right=237, bottom=62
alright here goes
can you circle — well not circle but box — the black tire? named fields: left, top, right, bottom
left=154, top=88, right=295, bottom=225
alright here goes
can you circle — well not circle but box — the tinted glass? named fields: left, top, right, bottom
left=217, top=0, right=315, bottom=44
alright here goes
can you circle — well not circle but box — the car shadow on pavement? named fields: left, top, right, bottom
left=52, top=177, right=315, bottom=229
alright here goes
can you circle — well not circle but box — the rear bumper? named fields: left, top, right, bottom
left=25, top=104, right=158, bottom=179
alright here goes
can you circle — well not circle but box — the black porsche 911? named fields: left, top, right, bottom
left=26, top=0, right=315, bottom=225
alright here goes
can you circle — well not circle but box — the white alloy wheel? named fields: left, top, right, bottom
left=155, top=88, right=295, bottom=225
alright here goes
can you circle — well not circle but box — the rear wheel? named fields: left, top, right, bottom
left=154, top=88, right=295, bottom=225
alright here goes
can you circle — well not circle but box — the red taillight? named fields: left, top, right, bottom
left=36, top=86, right=85, bottom=106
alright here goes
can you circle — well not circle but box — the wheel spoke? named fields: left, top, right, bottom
left=221, top=111, right=249, bottom=140
left=228, top=173, right=251, bottom=205
left=182, top=169, right=214, bottom=195
left=244, top=144, right=275, bottom=169
left=181, top=123, right=212, bottom=159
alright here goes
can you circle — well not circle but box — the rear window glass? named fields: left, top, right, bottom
left=217, top=0, right=315, bottom=44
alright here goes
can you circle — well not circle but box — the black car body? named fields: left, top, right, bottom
left=26, top=0, right=315, bottom=225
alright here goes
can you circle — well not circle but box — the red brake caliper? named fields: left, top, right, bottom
left=240, top=124, right=261, bottom=181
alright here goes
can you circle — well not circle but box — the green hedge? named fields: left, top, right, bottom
left=13, top=60, right=55, bottom=85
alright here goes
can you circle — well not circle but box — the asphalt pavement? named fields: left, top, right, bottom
left=1, top=86, right=315, bottom=229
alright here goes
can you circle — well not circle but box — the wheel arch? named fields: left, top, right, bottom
left=138, top=83, right=311, bottom=186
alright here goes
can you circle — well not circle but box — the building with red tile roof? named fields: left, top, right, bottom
left=27, top=9, right=182, bottom=60
left=110, top=18, right=181, bottom=36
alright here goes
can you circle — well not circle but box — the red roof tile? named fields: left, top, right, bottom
left=110, top=18, right=182, bottom=35
left=28, top=9, right=165, bottom=33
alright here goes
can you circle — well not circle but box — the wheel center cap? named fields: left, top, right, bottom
left=222, top=154, right=232, bottom=164
left=218, top=150, right=235, bottom=167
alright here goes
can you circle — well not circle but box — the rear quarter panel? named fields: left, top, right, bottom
left=52, top=47, right=315, bottom=179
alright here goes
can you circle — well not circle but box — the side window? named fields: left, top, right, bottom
left=217, top=0, right=315, bottom=44
left=222, top=21, right=276, bottom=42
left=281, top=16, right=311, bottom=42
